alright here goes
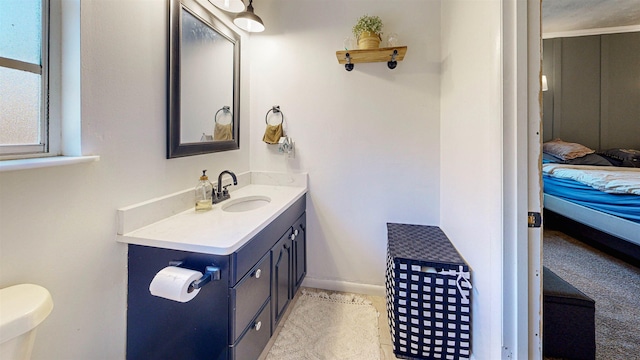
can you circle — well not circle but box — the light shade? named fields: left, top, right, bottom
left=208, top=0, right=245, bottom=13
left=542, top=75, right=548, bottom=91
left=233, top=0, right=265, bottom=32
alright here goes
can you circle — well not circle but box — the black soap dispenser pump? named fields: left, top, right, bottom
left=195, top=170, right=213, bottom=211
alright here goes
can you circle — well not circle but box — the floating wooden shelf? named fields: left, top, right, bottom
left=335, top=46, right=407, bottom=71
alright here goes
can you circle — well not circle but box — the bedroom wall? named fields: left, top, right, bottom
left=542, top=32, right=640, bottom=150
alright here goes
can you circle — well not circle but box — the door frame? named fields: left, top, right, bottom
left=501, top=0, right=543, bottom=358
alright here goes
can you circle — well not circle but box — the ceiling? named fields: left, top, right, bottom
left=542, top=0, right=640, bottom=34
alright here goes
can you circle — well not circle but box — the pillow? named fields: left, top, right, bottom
left=597, top=148, right=640, bottom=168
left=542, top=153, right=560, bottom=163
left=543, top=152, right=612, bottom=166
left=543, top=139, right=595, bottom=160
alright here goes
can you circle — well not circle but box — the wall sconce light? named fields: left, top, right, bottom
left=233, top=0, right=265, bottom=32
left=542, top=75, right=548, bottom=92
left=208, top=0, right=246, bottom=13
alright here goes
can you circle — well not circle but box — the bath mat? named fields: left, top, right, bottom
left=265, top=289, right=380, bottom=360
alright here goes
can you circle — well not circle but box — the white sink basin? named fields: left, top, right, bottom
left=222, top=196, right=271, bottom=212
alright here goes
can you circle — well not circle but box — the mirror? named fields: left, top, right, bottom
left=168, top=0, right=240, bottom=158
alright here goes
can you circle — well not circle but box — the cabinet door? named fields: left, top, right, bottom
left=271, top=230, right=292, bottom=331
left=292, top=213, right=306, bottom=295
left=127, top=246, right=229, bottom=360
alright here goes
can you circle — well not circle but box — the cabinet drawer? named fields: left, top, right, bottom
left=230, top=253, right=271, bottom=342
left=230, top=301, right=271, bottom=360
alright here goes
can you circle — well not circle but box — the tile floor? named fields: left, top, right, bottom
left=258, top=287, right=400, bottom=360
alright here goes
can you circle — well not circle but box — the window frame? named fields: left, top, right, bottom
left=0, top=0, right=54, bottom=160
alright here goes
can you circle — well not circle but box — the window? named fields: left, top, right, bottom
left=0, top=0, right=52, bottom=159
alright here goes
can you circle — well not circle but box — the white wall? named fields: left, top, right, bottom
left=440, top=1, right=505, bottom=359
left=0, top=1, right=250, bottom=359
left=249, top=0, right=441, bottom=292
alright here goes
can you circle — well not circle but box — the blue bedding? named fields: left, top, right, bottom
left=543, top=175, right=640, bottom=223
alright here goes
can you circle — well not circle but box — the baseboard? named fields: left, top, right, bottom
left=302, top=277, right=386, bottom=297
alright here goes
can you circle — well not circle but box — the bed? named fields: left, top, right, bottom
left=542, top=140, right=640, bottom=252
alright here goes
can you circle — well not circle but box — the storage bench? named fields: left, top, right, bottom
left=543, top=266, right=595, bottom=360
left=385, top=223, right=472, bottom=360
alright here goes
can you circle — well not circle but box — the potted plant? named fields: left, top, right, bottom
left=352, top=15, right=383, bottom=49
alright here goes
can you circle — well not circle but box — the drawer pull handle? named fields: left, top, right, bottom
left=290, top=233, right=296, bottom=240
left=254, top=269, right=262, bottom=279
left=294, top=229, right=299, bottom=236
left=254, top=321, right=262, bottom=331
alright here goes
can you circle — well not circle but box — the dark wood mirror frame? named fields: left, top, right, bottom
left=167, top=0, right=241, bottom=158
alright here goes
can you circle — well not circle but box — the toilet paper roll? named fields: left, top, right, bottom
left=149, top=266, right=203, bottom=303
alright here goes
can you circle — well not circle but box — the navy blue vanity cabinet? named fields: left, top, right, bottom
left=228, top=253, right=271, bottom=359
left=126, top=195, right=306, bottom=360
left=229, top=253, right=271, bottom=343
left=127, top=246, right=230, bottom=360
left=271, top=227, right=293, bottom=331
left=230, top=301, right=271, bottom=359
left=271, top=212, right=307, bottom=332
left=292, top=213, right=306, bottom=295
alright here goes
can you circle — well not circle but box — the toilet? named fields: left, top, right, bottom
left=0, top=284, right=53, bottom=360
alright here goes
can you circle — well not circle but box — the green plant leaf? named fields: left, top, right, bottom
left=352, top=15, right=383, bottom=37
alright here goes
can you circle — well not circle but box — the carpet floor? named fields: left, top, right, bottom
left=544, top=229, right=640, bottom=359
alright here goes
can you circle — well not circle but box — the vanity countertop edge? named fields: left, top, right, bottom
left=117, top=171, right=308, bottom=255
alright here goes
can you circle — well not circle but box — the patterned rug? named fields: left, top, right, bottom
left=265, top=289, right=380, bottom=360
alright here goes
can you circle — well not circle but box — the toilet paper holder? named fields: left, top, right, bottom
left=169, top=261, right=221, bottom=292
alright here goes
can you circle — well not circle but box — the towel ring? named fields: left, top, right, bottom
left=265, top=105, right=284, bottom=125
left=215, top=106, right=233, bottom=125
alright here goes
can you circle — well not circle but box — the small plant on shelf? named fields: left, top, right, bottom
left=352, top=15, right=383, bottom=49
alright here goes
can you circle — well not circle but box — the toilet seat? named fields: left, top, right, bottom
left=0, top=284, right=53, bottom=344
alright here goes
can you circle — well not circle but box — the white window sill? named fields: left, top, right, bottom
left=0, top=155, right=100, bottom=172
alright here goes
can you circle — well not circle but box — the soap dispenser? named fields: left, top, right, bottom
left=195, top=170, right=213, bottom=211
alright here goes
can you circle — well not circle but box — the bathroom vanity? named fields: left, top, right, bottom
left=118, top=173, right=307, bottom=360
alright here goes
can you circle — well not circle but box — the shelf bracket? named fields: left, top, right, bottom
left=344, top=53, right=354, bottom=72
left=387, top=49, right=398, bottom=69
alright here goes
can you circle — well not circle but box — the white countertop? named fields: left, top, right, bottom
left=117, top=172, right=307, bottom=255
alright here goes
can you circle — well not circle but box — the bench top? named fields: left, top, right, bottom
left=543, top=266, right=595, bottom=306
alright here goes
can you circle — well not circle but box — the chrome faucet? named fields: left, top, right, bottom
left=213, top=170, right=238, bottom=204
